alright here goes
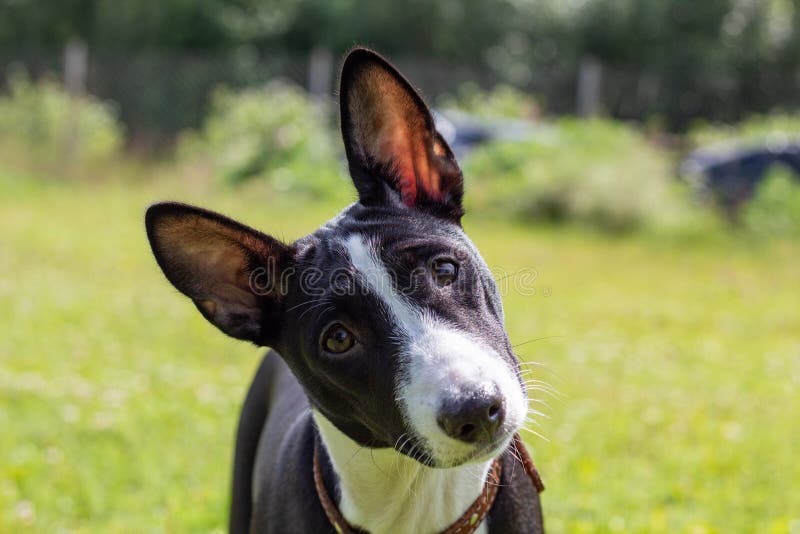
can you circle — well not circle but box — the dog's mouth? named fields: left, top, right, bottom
left=442, top=430, right=516, bottom=467
left=394, top=438, right=437, bottom=467
left=394, top=429, right=514, bottom=469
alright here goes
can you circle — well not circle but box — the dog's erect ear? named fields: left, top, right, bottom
left=145, top=202, right=293, bottom=345
left=339, top=48, right=464, bottom=223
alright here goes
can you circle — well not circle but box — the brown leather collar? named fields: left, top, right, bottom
left=312, top=433, right=544, bottom=534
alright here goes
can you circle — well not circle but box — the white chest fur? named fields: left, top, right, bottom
left=313, top=412, right=491, bottom=534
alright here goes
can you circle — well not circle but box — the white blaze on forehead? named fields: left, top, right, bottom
left=344, top=234, right=422, bottom=335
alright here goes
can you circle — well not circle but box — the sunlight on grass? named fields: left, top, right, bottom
left=1, top=174, right=798, bottom=532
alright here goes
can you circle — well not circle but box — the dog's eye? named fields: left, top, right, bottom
left=431, top=259, right=458, bottom=287
left=321, top=323, right=356, bottom=354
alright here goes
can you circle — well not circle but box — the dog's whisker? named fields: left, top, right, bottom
left=523, top=373, right=563, bottom=388
left=523, top=384, right=561, bottom=396
left=393, top=433, right=407, bottom=451
left=509, top=438, right=524, bottom=467
left=525, top=398, right=552, bottom=408
left=519, top=428, right=550, bottom=443
left=512, top=335, right=564, bottom=348
left=402, top=439, right=427, bottom=498
left=295, top=300, right=328, bottom=317
left=523, top=385, right=564, bottom=399
left=518, top=360, right=550, bottom=367
left=516, top=359, right=565, bottom=381
left=520, top=378, right=558, bottom=388
left=369, top=446, right=389, bottom=479
left=297, top=299, right=334, bottom=321
left=392, top=434, right=409, bottom=472
left=522, top=417, right=545, bottom=428
left=396, top=434, right=415, bottom=474
left=519, top=374, right=560, bottom=388
left=524, top=407, right=550, bottom=419
left=286, top=296, right=329, bottom=313
left=343, top=440, right=369, bottom=470
left=524, top=410, right=549, bottom=421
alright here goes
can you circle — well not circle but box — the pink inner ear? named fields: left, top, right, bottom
left=379, top=129, right=443, bottom=207
left=398, top=163, right=418, bottom=206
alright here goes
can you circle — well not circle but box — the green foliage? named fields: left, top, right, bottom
left=688, top=113, right=800, bottom=148
left=4, top=0, right=800, bottom=133
left=440, top=83, right=540, bottom=120
left=178, top=81, right=348, bottom=200
left=742, top=166, right=800, bottom=238
left=0, top=73, right=123, bottom=170
left=464, top=118, right=694, bottom=232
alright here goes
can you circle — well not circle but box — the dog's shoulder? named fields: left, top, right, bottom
left=231, top=352, right=330, bottom=533
left=487, top=448, right=545, bottom=533
left=250, top=405, right=334, bottom=533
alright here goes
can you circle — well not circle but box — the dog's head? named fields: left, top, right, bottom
left=146, top=49, right=526, bottom=468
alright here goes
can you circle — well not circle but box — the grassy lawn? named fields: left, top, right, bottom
left=1, top=172, right=798, bottom=533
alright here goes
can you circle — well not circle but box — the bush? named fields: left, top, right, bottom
left=179, top=82, right=348, bottom=200
left=440, top=83, right=539, bottom=120
left=464, top=118, right=694, bottom=232
left=0, top=73, right=124, bottom=171
left=688, top=114, right=800, bottom=149
left=741, top=166, right=800, bottom=238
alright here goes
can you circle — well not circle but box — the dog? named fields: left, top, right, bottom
left=145, top=48, right=544, bottom=534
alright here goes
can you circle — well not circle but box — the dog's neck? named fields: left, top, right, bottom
left=313, top=412, right=492, bottom=534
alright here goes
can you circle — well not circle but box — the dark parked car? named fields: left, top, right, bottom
left=433, top=109, right=543, bottom=158
left=681, top=142, right=800, bottom=214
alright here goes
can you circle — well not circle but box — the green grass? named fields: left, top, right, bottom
left=1, top=171, right=798, bottom=533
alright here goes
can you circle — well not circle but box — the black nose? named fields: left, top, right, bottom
left=436, top=391, right=506, bottom=444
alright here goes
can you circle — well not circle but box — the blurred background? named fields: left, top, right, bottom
left=1, top=0, right=798, bottom=532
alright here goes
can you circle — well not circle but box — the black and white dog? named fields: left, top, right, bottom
left=145, top=48, right=544, bottom=534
